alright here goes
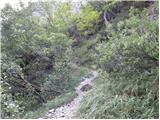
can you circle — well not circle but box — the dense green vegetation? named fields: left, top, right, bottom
left=76, top=1, right=159, bottom=119
left=1, top=0, right=159, bottom=119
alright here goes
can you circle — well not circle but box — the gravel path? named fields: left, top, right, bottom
left=40, top=70, right=98, bottom=119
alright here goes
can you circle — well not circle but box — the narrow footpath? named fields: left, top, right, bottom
left=41, top=70, right=98, bottom=119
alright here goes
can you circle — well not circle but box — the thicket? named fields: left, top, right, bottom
left=0, top=1, right=92, bottom=118
left=76, top=1, right=159, bottom=119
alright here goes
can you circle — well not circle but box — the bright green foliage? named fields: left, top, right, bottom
left=76, top=5, right=101, bottom=36
left=53, top=3, right=75, bottom=33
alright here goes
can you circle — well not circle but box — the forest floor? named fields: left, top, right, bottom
left=40, top=70, right=99, bottom=119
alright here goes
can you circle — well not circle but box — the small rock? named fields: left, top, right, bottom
left=90, top=65, right=97, bottom=70
left=80, top=84, right=92, bottom=91
left=49, top=109, right=54, bottom=113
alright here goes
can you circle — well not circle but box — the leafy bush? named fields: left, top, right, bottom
left=1, top=81, right=24, bottom=119
left=76, top=5, right=101, bottom=36
left=72, top=38, right=98, bottom=66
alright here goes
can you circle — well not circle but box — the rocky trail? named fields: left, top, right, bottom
left=40, top=70, right=98, bottom=119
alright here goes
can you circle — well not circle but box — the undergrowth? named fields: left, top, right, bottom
left=23, top=66, right=89, bottom=118
left=23, top=91, right=76, bottom=119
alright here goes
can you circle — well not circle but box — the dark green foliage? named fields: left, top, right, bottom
left=1, top=1, right=77, bottom=118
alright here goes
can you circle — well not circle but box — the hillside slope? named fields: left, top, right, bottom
left=76, top=1, right=159, bottom=119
